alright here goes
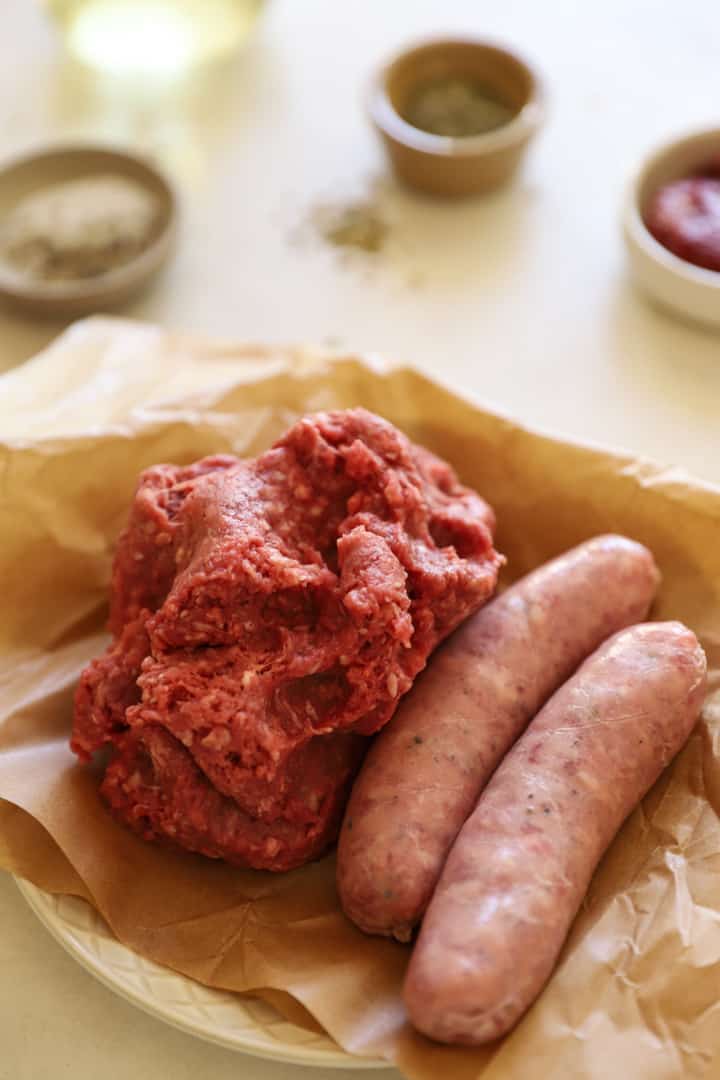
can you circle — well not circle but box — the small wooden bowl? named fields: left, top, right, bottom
left=0, top=144, right=177, bottom=318
left=369, top=38, right=544, bottom=197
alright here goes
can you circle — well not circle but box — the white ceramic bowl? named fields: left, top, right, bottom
left=622, top=127, right=720, bottom=329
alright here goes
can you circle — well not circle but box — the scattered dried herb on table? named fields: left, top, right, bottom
left=312, top=201, right=389, bottom=254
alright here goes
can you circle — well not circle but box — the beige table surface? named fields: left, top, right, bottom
left=2, top=1, right=720, bottom=1078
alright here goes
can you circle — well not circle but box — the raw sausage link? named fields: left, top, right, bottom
left=403, top=621, right=707, bottom=1045
left=337, top=535, right=660, bottom=940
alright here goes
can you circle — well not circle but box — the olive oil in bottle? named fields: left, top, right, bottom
left=44, top=0, right=264, bottom=77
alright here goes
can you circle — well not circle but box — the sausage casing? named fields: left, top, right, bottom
left=403, top=621, right=707, bottom=1045
left=337, top=536, right=660, bottom=940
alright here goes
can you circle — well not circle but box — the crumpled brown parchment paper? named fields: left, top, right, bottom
left=1, top=317, right=719, bottom=1080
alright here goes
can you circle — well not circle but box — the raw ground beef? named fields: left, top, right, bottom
left=71, top=409, right=502, bottom=870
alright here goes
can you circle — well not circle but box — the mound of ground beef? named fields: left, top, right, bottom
left=71, top=408, right=502, bottom=871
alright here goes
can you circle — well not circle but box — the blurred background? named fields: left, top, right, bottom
left=2, top=0, right=720, bottom=479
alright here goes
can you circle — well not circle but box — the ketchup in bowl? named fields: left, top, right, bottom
left=645, top=164, right=720, bottom=272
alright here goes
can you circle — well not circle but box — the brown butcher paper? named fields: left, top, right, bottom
left=1, top=317, right=719, bottom=1080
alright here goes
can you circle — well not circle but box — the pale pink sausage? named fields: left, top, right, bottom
left=337, top=536, right=660, bottom=940
left=404, top=621, right=707, bottom=1045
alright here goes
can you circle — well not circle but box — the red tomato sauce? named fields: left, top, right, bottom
left=645, top=168, right=720, bottom=272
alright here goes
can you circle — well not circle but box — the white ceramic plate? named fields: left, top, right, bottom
left=15, top=878, right=385, bottom=1070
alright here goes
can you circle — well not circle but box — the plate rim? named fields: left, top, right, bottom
left=15, top=876, right=387, bottom=1071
